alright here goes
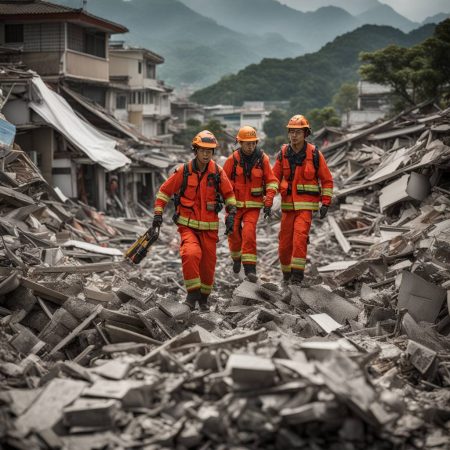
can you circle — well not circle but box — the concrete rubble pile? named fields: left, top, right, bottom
left=0, top=105, right=449, bottom=449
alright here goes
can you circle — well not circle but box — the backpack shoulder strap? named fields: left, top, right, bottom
left=255, top=148, right=264, bottom=167
left=312, top=145, right=320, bottom=175
left=277, top=144, right=288, bottom=162
left=231, top=151, right=239, bottom=181
left=179, top=162, right=190, bottom=197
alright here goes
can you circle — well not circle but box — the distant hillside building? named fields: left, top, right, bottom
left=109, top=42, right=173, bottom=143
left=171, top=98, right=205, bottom=131
left=205, top=101, right=268, bottom=138
left=342, top=81, right=392, bottom=128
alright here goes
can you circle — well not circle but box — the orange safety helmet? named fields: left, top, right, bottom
left=236, top=126, right=258, bottom=142
left=286, top=115, right=311, bottom=135
left=191, top=130, right=218, bottom=149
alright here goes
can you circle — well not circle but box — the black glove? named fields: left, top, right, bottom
left=319, top=205, right=329, bottom=220
left=263, top=206, right=272, bottom=220
left=152, top=214, right=163, bottom=228
left=225, top=213, right=235, bottom=235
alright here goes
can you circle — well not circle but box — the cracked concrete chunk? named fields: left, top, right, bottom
left=300, top=285, right=361, bottom=322
left=397, top=271, right=446, bottom=323
left=157, top=297, right=190, bottom=320
left=227, top=353, right=276, bottom=387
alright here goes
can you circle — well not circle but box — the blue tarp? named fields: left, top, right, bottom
left=0, top=117, right=16, bottom=147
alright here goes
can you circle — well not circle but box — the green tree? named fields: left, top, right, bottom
left=306, top=106, right=340, bottom=131
left=173, top=119, right=202, bottom=148
left=332, top=83, right=358, bottom=125
left=359, top=19, right=450, bottom=108
left=263, top=110, right=289, bottom=139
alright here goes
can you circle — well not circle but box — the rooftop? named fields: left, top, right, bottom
left=0, top=0, right=128, bottom=33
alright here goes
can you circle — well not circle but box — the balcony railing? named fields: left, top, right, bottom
left=65, top=50, right=109, bottom=82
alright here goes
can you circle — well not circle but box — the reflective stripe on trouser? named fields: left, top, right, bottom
left=178, top=225, right=218, bottom=295
left=278, top=210, right=312, bottom=273
left=227, top=208, right=260, bottom=265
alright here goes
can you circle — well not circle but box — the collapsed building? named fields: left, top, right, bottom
left=0, top=98, right=449, bottom=448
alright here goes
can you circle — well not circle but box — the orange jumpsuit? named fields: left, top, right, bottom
left=273, top=143, right=333, bottom=275
left=223, top=149, right=278, bottom=267
left=154, top=159, right=236, bottom=296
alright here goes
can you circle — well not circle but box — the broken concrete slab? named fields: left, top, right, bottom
left=397, top=271, right=446, bottom=323
left=0, top=388, right=43, bottom=416
left=83, top=379, right=158, bottom=409
left=299, top=286, right=361, bottom=323
left=317, top=261, right=358, bottom=273
left=15, top=378, right=86, bottom=435
left=379, top=172, right=430, bottom=212
left=91, top=359, right=131, bottom=380
left=157, top=297, right=190, bottom=321
left=226, top=353, right=276, bottom=387
left=300, top=339, right=357, bottom=361
left=63, top=398, right=122, bottom=429
left=309, top=313, right=343, bottom=334
left=9, top=324, right=45, bottom=355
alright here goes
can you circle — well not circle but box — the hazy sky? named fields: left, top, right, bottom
left=278, top=0, right=450, bottom=22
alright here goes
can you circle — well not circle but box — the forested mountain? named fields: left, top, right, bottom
left=191, top=24, right=436, bottom=112
left=54, top=0, right=444, bottom=89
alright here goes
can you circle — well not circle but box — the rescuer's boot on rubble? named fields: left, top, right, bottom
left=198, top=293, right=209, bottom=312
left=185, top=290, right=201, bottom=311
left=283, top=272, right=291, bottom=282
left=290, top=269, right=304, bottom=286
left=244, top=264, right=257, bottom=283
left=232, top=259, right=241, bottom=274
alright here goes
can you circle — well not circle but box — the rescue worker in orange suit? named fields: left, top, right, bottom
left=152, top=130, right=237, bottom=311
left=273, top=115, right=333, bottom=285
left=223, top=126, right=278, bottom=282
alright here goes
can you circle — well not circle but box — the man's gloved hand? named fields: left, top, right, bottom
left=263, top=206, right=272, bottom=220
left=225, top=213, right=235, bottom=235
left=319, top=205, right=329, bottom=220
left=152, top=214, right=163, bottom=228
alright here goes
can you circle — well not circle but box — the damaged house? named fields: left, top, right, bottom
left=0, top=0, right=183, bottom=215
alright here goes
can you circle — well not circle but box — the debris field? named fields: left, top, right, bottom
left=0, top=103, right=449, bottom=449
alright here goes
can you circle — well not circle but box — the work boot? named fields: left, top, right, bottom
left=283, top=272, right=291, bottom=282
left=290, top=269, right=304, bottom=286
left=185, top=290, right=201, bottom=311
left=198, top=293, right=209, bottom=312
left=232, top=259, right=241, bottom=274
left=244, top=264, right=257, bottom=283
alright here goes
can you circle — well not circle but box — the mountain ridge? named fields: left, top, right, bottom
left=190, top=23, right=436, bottom=112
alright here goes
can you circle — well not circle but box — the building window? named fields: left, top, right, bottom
left=146, top=62, right=155, bottom=79
left=5, top=24, right=24, bottom=43
left=84, top=30, right=106, bottom=58
left=116, top=94, right=126, bottom=109
left=138, top=62, right=142, bottom=74
left=68, top=24, right=106, bottom=58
